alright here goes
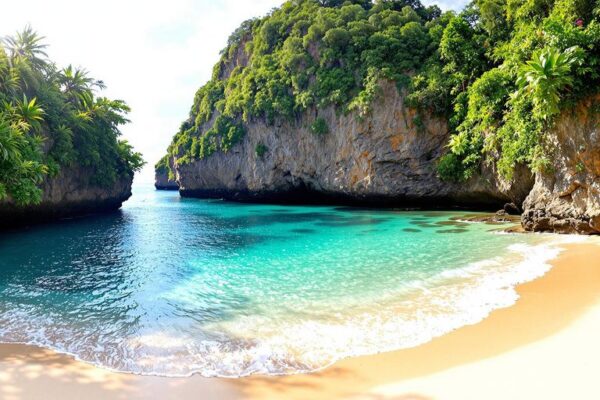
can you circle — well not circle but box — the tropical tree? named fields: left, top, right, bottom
left=0, top=26, right=143, bottom=205
left=517, top=46, right=582, bottom=120
left=58, top=65, right=106, bottom=105
left=0, top=48, right=19, bottom=96
left=2, top=25, right=48, bottom=70
left=0, top=117, right=22, bottom=164
left=0, top=116, right=47, bottom=204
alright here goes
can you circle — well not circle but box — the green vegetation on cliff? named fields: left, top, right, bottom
left=155, top=154, right=170, bottom=174
left=0, top=27, right=144, bottom=206
left=427, top=0, right=600, bottom=181
left=163, top=0, right=599, bottom=184
left=167, top=0, right=444, bottom=165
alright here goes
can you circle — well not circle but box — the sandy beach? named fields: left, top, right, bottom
left=1, top=241, right=599, bottom=400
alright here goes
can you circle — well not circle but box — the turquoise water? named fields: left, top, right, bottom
left=0, top=184, right=563, bottom=377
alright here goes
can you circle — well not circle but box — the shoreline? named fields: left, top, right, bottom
left=1, top=241, right=599, bottom=399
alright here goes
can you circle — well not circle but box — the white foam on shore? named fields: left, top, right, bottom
left=0, top=235, right=591, bottom=378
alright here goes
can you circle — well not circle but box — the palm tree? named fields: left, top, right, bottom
left=58, top=65, right=109, bottom=108
left=517, top=46, right=582, bottom=120
left=2, top=26, right=48, bottom=71
left=58, top=65, right=93, bottom=97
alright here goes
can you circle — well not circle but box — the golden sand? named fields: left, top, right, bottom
left=1, top=243, right=599, bottom=400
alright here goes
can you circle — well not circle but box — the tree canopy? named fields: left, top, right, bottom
left=429, top=0, right=600, bottom=181
left=163, top=0, right=599, bottom=183
left=167, top=0, right=444, bottom=166
left=0, top=27, right=144, bottom=205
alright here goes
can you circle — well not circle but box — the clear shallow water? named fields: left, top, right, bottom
left=0, top=184, right=565, bottom=377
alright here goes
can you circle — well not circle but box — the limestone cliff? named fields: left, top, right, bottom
left=165, top=90, right=600, bottom=235
left=155, top=170, right=179, bottom=190
left=172, top=80, right=532, bottom=208
left=0, top=167, right=132, bottom=227
left=522, top=96, right=600, bottom=234
left=156, top=0, right=600, bottom=234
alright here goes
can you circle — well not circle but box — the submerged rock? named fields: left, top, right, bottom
left=462, top=210, right=520, bottom=224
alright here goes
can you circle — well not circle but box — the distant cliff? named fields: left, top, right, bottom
left=155, top=171, right=179, bottom=190
left=155, top=156, right=179, bottom=190
left=173, top=80, right=531, bottom=207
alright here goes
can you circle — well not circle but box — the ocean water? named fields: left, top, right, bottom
left=0, top=184, right=567, bottom=377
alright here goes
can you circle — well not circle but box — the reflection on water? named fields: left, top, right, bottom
left=0, top=184, right=558, bottom=377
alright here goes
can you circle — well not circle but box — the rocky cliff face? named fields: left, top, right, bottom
left=0, top=167, right=132, bottom=227
left=522, top=96, right=600, bottom=234
left=155, top=170, right=179, bottom=190
left=173, top=81, right=532, bottom=208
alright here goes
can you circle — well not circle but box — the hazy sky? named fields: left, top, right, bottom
left=0, top=0, right=467, bottom=183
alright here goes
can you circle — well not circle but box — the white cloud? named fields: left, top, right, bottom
left=0, top=0, right=467, bottom=183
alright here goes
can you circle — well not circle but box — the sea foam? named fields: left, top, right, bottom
left=0, top=238, right=572, bottom=378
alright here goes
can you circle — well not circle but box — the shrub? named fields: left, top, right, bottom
left=255, top=143, right=268, bottom=157
left=437, top=152, right=466, bottom=182
left=310, top=117, right=329, bottom=135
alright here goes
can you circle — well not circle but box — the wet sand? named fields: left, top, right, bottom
left=1, top=242, right=599, bottom=400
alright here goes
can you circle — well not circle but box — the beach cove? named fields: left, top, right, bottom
left=2, top=1, right=600, bottom=398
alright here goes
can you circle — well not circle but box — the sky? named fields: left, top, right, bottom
left=0, top=0, right=467, bottom=183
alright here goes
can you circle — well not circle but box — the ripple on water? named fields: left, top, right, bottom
left=290, top=228, right=316, bottom=234
left=0, top=186, right=564, bottom=377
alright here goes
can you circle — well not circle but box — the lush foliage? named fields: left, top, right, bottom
left=428, top=0, right=600, bottom=181
left=0, top=27, right=144, bottom=205
left=155, top=154, right=170, bottom=173
left=164, top=0, right=600, bottom=183
left=166, top=0, right=445, bottom=166
left=517, top=46, right=582, bottom=120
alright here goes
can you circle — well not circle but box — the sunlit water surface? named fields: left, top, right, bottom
left=0, top=184, right=566, bottom=376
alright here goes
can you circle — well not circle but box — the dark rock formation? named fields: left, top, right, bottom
left=522, top=95, right=600, bottom=235
left=163, top=88, right=599, bottom=235
left=155, top=170, right=179, bottom=191
left=0, top=167, right=132, bottom=228
left=503, top=202, right=521, bottom=215
left=174, top=81, right=533, bottom=209
left=461, top=210, right=521, bottom=224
